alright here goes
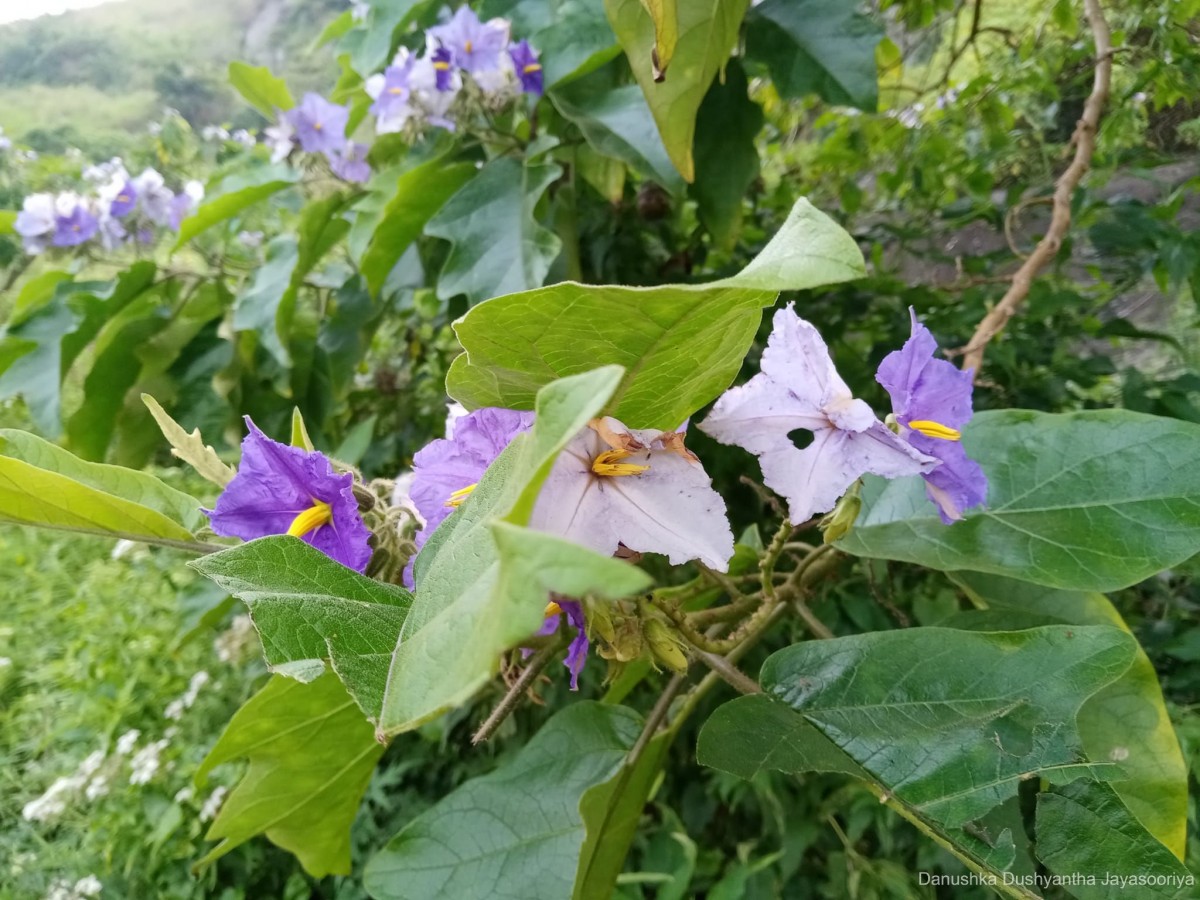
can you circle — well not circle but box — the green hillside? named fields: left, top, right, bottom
left=0, top=0, right=341, bottom=151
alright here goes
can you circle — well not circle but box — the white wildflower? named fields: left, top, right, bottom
left=22, top=774, right=85, bottom=822
left=115, top=729, right=140, bottom=755
left=74, top=875, right=103, bottom=897
left=231, top=128, right=255, bottom=147
left=77, top=750, right=105, bottom=779
left=199, top=786, right=228, bottom=822
left=174, top=785, right=194, bottom=804
left=214, top=614, right=257, bottom=665
left=84, top=775, right=110, bottom=801
left=0, top=657, right=12, bottom=668
left=128, top=739, right=168, bottom=785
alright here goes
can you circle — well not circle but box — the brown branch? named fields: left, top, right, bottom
left=958, top=0, right=1113, bottom=375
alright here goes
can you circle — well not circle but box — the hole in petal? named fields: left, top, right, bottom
left=787, top=428, right=815, bottom=450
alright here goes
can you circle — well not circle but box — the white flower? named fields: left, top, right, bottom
left=128, top=739, right=168, bottom=785
left=163, top=699, right=186, bottom=720
left=84, top=775, right=110, bottom=801
left=236, top=229, right=264, bottom=248
left=214, top=614, right=257, bottom=665
left=0, top=657, right=12, bottom=668
left=231, top=128, right=255, bottom=147
left=444, top=401, right=469, bottom=437
left=77, top=750, right=106, bottom=779
left=131, top=168, right=174, bottom=225
left=264, top=117, right=296, bottom=164
left=43, top=878, right=74, bottom=900
left=349, top=0, right=369, bottom=22
left=201, top=125, right=230, bottom=141
left=74, top=875, right=102, bottom=897
left=115, top=729, right=140, bottom=755
left=174, top=785, right=195, bottom=804
left=22, top=774, right=86, bottom=822
left=199, top=785, right=228, bottom=822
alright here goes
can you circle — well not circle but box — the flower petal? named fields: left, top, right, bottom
left=911, top=432, right=989, bottom=524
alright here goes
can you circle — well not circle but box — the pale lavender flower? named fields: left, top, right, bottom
left=427, top=6, right=509, bottom=74
left=367, top=55, right=416, bottom=133
left=529, top=416, right=735, bottom=571
left=326, top=141, right=371, bottom=183
left=264, top=116, right=296, bottom=163
left=107, top=181, right=137, bottom=218
left=286, top=93, right=350, bottom=154
left=14, top=193, right=56, bottom=253
left=700, top=304, right=937, bottom=525
left=130, top=168, right=174, bottom=226
left=52, top=199, right=99, bottom=247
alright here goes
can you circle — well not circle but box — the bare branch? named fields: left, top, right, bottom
left=958, top=0, right=1113, bottom=375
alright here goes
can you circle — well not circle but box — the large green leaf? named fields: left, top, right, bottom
left=837, top=409, right=1200, bottom=592
left=551, top=71, right=685, bottom=194
left=0, top=428, right=202, bottom=543
left=174, top=164, right=300, bottom=248
left=698, top=626, right=1136, bottom=877
left=65, top=284, right=173, bottom=461
left=227, top=62, right=295, bottom=119
left=1035, top=781, right=1192, bottom=898
left=196, top=672, right=385, bottom=878
left=425, top=156, right=562, bottom=305
left=950, top=572, right=1188, bottom=859
left=364, top=702, right=641, bottom=900
left=745, top=0, right=884, bottom=111
left=481, top=0, right=621, bottom=87
left=191, top=536, right=412, bottom=721
left=447, top=197, right=864, bottom=429
left=605, top=0, right=749, bottom=181
left=0, top=265, right=157, bottom=436
left=691, top=60, right=763, bottom=248
left=379, top=367, right=654, bottom=734
left=358, top=160, right=475, bottom=297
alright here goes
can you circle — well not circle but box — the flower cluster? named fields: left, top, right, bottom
left=43, top=875, right=102, bottom=900
left=14, top=160, right=203, bottom=256
left=365, top=7, right=541, bottom=137
left=163, top=670, right=210, bottom=720
left=21, top=751, right=107, bottom=823
left=265, top=92, right=371, bottom=183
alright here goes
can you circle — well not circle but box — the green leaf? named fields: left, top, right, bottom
left=380, top=367, right=650, bottom=734
left=837, top=409, right=1200, bottom=592
left=7, top=269, right=71, bottom=325
left=425, top=156, right=562, bottom=305
left=227, top=62, right=295, bottom=120
left=0, top=265, right=157, bottom=436
left=359, top=160, right=476, bottom=297
left=551, top=70, right=685, bottom=194
left=65, top=284, right=172, bottom=461
left=447, top=197, right=864, bottom=429
left=1034, top=781, right=1192, bottom=898
left=636, top=0, right=677, bottom=75
left=142, top=394, right=235, bottom=487
left=232, top=234, right=299, bottom=367
left=190, top=536, right=412, bottom=721
left=699, top=626, right=1136, bottom=877
left=745, top=0, right=884, bottom=110
left=691, top=60, right=763, bottom=247
left=175, top=164, right=299, bottom=248
left=0, top=428, right=203, bottom=543
left=950, top=572, right=1188, bottom=859
left=334, top=415, right=376, bottom=465
left=0, top=210, right=15, bottom=234
left=481, top=0, right=621, bottom=87
left=196, top=672, right=385, bottom=878
left=605, top=0, right=750, bottom=181
left=364, top=702, right=641, bottom=900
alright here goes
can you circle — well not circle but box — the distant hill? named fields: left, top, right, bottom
left=0, top=0, right=342, bottom=153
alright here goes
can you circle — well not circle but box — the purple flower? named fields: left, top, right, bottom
left=326, top=141, right=371, bottom=183
left=700, top=304, right=938, bottom=525
left=130, top=169, right=174, bottom=226
left=52, top=201, right=99, bottom=247
left=108, top=181, right=137, bottom=218
left=286, top=93, right=350, bottom=155
left=97, top=214, right=128, bottom=250
left=14, top=193, right=56, bottom=254
left=528, top=416, right=734, bottom=571
left=431, top=46, right=456, bottom=91
left=876, top=309, right=988, bottom=523
left=509, top=40, right=543, bottom=95
left=535, top=599, right=589, bottom=689
left=205, top=417, right=373, bottom=572
left=367, top=58, right=415, bottom=132
left=426, top=6, right=509, bottom=74
left=410, top=407, right=535, bottom=546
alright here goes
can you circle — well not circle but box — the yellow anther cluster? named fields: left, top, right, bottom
left=591, top=449, right=650, bottom=477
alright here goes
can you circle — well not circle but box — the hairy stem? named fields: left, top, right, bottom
left=471, top=640, right=564, bottom=744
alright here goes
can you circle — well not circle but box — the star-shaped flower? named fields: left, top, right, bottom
left=509, top=40, right=543, bottom=96
left=426, top=6, right=509, bottom=74
left=876, top=309, right=988, bottom=523
left=206, top=418, right=372, bottom=572
left=529, top=417, right=734, bottom=571
left=286, top=93, right=350, bottom=155
left=700, top=304, right=937, bottom=525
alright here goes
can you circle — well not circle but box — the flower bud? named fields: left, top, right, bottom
left=820, top=480, right=862, bottom=545
left=643, top=619, right=689, bottom=673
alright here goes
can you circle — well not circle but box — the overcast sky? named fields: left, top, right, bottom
left=0, top=0, right=123, bottom=26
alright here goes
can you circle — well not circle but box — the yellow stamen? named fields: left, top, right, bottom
left=286, top=500, right=332, bottom=537
left=388, top=86, right=405, bottom=94
left=523, top=63, right=542, bottom=74
left=909, top=419, right=961, bottom=441
left=544, top=601, right=562, bottom=618
left=433, top=61, right=451, bottom=71
left=591, top=448, right=650, bottom=477
left=313, top=121, right=323, bottom=131
left=445, top=483, right=477, bottom=507
left=464, top=39, right=474, bottom=53
left=117, top=193, right=130, bottom=202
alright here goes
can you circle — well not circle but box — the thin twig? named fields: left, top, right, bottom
left=471, top=641, right=563, bottom=744
left=628, top=672, right=689, bottom=761
left=694, top=650, right=762, bottom=694
left=958, top=0, right=1113, bottom=374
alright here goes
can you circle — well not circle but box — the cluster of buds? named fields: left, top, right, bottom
left=14, top=158, right=202, bottom=256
